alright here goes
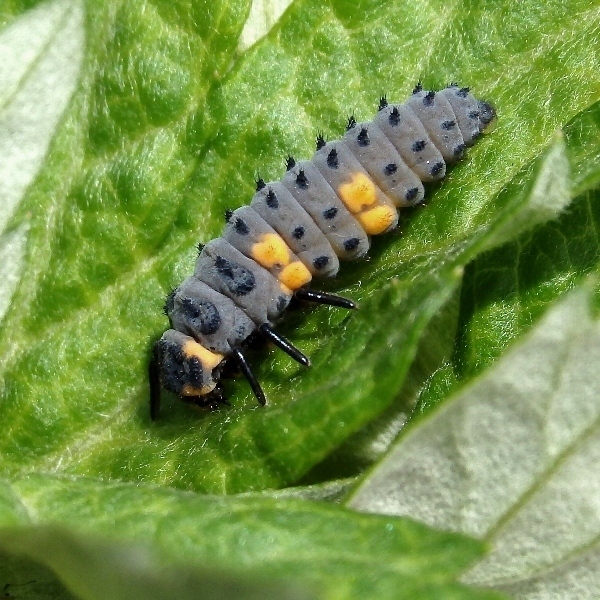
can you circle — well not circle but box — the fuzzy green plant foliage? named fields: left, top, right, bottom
left=0, top=0, right=598, bottom=598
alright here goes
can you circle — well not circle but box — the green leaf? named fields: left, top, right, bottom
left=1, top=0, right=598, bottom=495
left=0, top=474, right=501, bottom=600
left=348, top=279, right=600, bottom=597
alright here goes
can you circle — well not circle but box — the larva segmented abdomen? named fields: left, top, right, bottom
left=151, top=84, right=495, bottom=413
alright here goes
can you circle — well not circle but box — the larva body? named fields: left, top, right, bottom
left=150, top=83, right=495, bottom=416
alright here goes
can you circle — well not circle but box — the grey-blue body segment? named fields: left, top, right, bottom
left=151, top=84, right=495, bottom=413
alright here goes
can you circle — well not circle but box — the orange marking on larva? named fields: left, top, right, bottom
left=279, top=261, right=312, bottom=290
left=356, top=205, right=398, bottom=235
left=251, top=233, right=291, bottom=269
left=183, top=340, right=224, bottom=370
left=337, top=172, right=378, bottom=213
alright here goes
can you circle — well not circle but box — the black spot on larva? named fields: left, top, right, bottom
left=378, top=96, right=388, bottom=111
left=224, top=209, right=234, bottom=222
left=234, top=217, right=249, bottom=235
left=413, top=81, right=423, bottom=94
left=266, top=188, right=278, bottom=208
left=468, top=110, right=480, bottom=120
left=343, top=237, right=360, bottom=251
left=313, top=256, right=329, bottom=270
left=327, top=148, right=339, bottom=169
left=180, top=297, right=222, bottom=335
left=447, top=82, right=458, bottom=88
left=276, top=295, right=288, bottom=314
left=412, top=140, right=426, bottom=152
left=441, top=120, right=457, bottom=130
left=430, top=161, right=444, bottom=177
left=256, top=178, right=266, bottom=191
left=384, top=163, right=397, bottom=176
left=458, top=87, right=470, bottom=98
left=196, top=242, right=205, bottom=256
left=163, top=289, right=176, bottom=316
left=286, top=156, right=296, bottom=171
left=357, top=128, right=370, bottom=147
left=296, top=169, right=309, bottom=189
left=388, top=107, right=400, bottom=126
left=405, top=187, right=420, bottom=202
left=346, top=116, right=356, bottom=130
left=453, top=144, right=466, bottom=158
left=292, top=226, right=305, bottom=239
left=423, top=91, right=435, bottom=106
left=323, top=207, right=338, bottom=220
left=316, top=133, right=326, bottom=150
left=215, top=256, right=256, bottom=296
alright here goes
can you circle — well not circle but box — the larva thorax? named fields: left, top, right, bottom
left=150, top=83, right=496, bottom=416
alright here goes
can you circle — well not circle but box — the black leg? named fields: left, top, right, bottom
left=149, top=341, right=162, bottom=421
left=258, top=323, right=310, bottom=367
left=231, top=347, right=266, bottom=406
left=294, top=288, right=356, bottom=310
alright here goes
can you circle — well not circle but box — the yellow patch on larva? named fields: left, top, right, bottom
left=338, top=172, right=378, bottom=213
left=356, top=205, right=398, bottom=235
left=251, top=233, right=291, bottom=269
left=183, top=340, right=224, bottom=370
left=279, top=261, right=312, bottom=290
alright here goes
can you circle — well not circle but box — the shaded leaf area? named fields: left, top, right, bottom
left=0, top=474, right=504, bottom=600
left=0, top=551, right=79, bottom=600
left=0, top=528, right=311, bottom=600
left=348, top=280, right=600, bottom=598
left=0, top=0, right=598, bottom=494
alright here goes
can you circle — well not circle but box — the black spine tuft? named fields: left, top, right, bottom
left=357, top=127, right=369, bottom=146
left=316, top=132, right=326, bottom=150
left=163, top=288, right=177, bottom=316
left=378, top=95, right=388, bottom=111
left=266, top=188, right=278, bottom=208
left=384, top=163, right=397, bottom=176
left=296, top=169, right=309, bottom=189
left=224, top=208, right=234, bottom=222
left=196, top=242, right=205, bottom=256
left=389, top=106, right=400, bottom=126
left=441, top=120, right=457, bottom=130
left=327, top=148, right=339, bottom=169
left=255, top=177, right=266, bottom=191
left=412, top=139, right=426, bottom=152
left=286, top=155, right=296, bottom=171
left=346, top=115, right=356, bottom=131
left=234, top=217, right=249, bottom=235
left=413, top=81, right=423, bottom=94
left=423, top=91, right=435, bottom=106
left=458, top=87, right=470, bottom=98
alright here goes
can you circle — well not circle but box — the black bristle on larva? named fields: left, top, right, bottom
left=296, top=169, right=309, bottom=189
left=388, top=106, right=400, bottom=126
left=163, top=289, right=177, bottom=316
left=234, top=217, right=249, bottom=235
left=196, top=242, right=205, bottom=255
left=152, top=81, right=495, bottom=414
left=327, top=147, right=339, bottom=168
left=357, top=127, right=370, bottom=147
left=265, top=188, right=278, bottom=208
left=423, top=91, right=435, bottom=106
left=448, top=82, right=458, bottom=88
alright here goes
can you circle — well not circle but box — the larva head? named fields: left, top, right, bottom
left=155, top=329, right=224, bottom=397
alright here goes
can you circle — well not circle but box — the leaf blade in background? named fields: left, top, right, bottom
left=0, top=473, right=503, bottom=600
left=347, top=279, right=600, bottom=598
